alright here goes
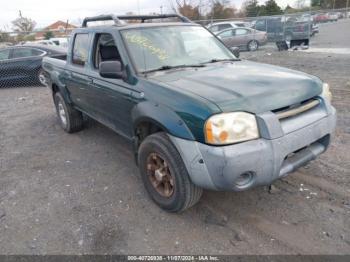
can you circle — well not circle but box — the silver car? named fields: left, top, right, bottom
left=216, top=27, right=267, bottom=51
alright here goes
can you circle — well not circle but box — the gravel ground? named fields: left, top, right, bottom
left=0, top=21, right=349, bottom=255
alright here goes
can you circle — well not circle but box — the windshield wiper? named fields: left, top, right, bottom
left=142, top=64, right=205, bottom=74
left=202, top=58, right=239, bottom=64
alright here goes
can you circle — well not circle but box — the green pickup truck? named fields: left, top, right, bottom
left=43, top=14, right=336, bottom=212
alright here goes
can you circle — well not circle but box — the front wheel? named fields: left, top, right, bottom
left=138, top=132, right=203, bottom=212
left=247, top=40, right=259, bottom=51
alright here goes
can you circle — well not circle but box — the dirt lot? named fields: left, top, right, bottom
left=0, top=21, right=350, bottom=255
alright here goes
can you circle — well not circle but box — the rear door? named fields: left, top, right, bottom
left=233, top=28, right=250, bottom=47
left=64, top=33, right=93, bottom=112
left=217, top=29, right=235, bottom=47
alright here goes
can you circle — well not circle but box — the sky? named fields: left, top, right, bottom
left=0, top=0, right=303, bottom=31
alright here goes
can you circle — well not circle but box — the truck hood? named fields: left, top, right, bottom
left=150, top=60, right=323, bottom=114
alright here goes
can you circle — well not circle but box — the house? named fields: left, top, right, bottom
left=35, top=20, right=77, bottom=40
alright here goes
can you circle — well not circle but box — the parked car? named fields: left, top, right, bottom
left=314, top=13, right=330, bottom=23
left=43, top=14, right=336, bottom=212
left=33, top=40, right=57, bottom=46
left=327, top=12, right=339, bottom=22
left=207, top=21, right=250, bottom=33
left=252, top=17, right=314, bottom=41
left=216, top=27, right=267, bottom=51
left=50, top=37, right=70, bottom=49
left=0, top=44, right=66, bottom=87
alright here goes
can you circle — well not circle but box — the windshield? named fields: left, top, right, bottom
left=121, top=25, right=236, bottom=73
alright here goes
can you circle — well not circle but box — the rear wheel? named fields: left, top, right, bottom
left=38, top=68, right=48, bottom=87
left=138, top=132, right=203, bottom=212
left=247, top=40, right=259, bottom=51
left=53, top=92, right=84, bottom=133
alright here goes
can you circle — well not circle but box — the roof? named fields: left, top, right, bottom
left=73, top=22, right=200, bottom=33
left=45, top=20, right=77, bottom=30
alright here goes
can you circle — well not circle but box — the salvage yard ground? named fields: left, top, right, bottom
left=0, top=20, right=349, bottom=255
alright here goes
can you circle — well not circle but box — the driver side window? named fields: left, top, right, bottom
left=93, top=33, right=121, bottom=69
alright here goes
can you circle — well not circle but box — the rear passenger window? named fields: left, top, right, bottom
left=12, top=48, right=44, bottom=59
left=72, top=34, right=89, bottom=66
left=218, top=24, right=232, bottom=31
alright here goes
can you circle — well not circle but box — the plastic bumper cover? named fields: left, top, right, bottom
left=169, top=106, right=336, bottom=191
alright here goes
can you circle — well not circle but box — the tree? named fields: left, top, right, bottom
left=12, top=12, right=36, bottom=34
left=175, top=0, right=203, bottom=20
left=44, top=31, right=54, bottom=40
left=263, top=0, right=283, bottom=16
left=209, top=0, right=236, bottom=19
left=311, top=0, right=347, bottom=8
left=242, top=0, right=261, bottom=17
left=284, top=4, right=294, bottom=13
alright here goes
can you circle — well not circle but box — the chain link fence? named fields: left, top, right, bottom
left=0, top=7, right=349, bottom=88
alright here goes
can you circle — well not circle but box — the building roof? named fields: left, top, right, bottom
left=45, top=20, right=77, bottom=30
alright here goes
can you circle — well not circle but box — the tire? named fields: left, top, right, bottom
left=285, top=33, right=293, bottom=42
left=247, top=40, right=259, bottom=51
left=38, top=68, right=48, bottom=87
left=53, top=92, right=84, bottom=133
left=138, top=132, right=203, bottom=212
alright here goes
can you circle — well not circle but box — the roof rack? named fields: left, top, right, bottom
left=82, top=14, right=191, bottom=27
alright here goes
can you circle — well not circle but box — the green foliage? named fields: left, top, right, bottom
left=243, top=0, right=282, bottom=17
left=176, top=0, right=236, bottom=20
left=311, top=0, right=348, bottom=8
left=44, top=31, right=55, bottom=40
left=263, top=0, right=283, bottom=15
left=242, top=0, right=261, bottom=17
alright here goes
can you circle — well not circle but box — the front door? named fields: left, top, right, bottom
left=86, top=33, right=137, bottom=138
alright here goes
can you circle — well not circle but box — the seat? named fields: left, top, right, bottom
left=100, top=45, right=121, bottom=62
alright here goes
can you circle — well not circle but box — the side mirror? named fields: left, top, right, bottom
left=230, top=47, right=240, bottom=58
left=99, top=61, right=125, bottom=79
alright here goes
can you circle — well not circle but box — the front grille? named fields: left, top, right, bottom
left=274, top=98, right=320, bottom=120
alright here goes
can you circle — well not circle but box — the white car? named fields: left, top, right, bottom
left=32, top=40, right=56, bottom=46
left=50, top=37, right=69, bottom=49
left=207, top=21, right=250, bottom=33
left=327, top=12, right=338, bottom=22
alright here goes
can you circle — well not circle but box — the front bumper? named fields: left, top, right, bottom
left=169, top=100, right=336, bottom=191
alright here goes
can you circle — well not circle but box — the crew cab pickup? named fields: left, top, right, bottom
left=43, top=14, right=336, bottom=212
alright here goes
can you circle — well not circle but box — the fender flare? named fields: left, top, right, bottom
left=48, top=70, right=72, bottom=104
left=131, top=101, right=195, bottom=141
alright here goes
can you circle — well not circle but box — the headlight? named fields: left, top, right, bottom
left=205, top=112, right=259, bottom=145
left=321, top=83, right=332, bottom=103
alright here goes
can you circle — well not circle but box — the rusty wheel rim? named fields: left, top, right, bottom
left=146, top=153, right=174, bottom=198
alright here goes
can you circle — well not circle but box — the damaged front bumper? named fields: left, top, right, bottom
left=169, top=100, right=336, bottom=191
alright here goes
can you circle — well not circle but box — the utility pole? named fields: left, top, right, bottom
left=347, top=0, right=349, bottom=18
left=332, top=0, right=335, bottom=10
left=160, top=5, right=163, bottom=15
